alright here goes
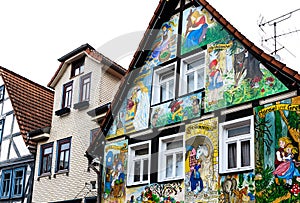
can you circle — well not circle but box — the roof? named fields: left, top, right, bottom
left=86, top=0, right=300, bottom=158
left=0, top=66, right=54, bottom=147
left=48, top=43, right=126, bottom=88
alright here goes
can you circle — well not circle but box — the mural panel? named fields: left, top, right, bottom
left=150, top=92, right=201, bottom=128
left=102, top=140, right=128, bottom=202
left=254, top=96, right=300, bottom=202
left=219, top=173, right=255, bottom=203
left=204, top=40, right=288, bottom=112
left=107, top=66, right=153, bottom=139
left=125, top=181, right=184, bottom=203
left=181, top=5, right=228, bottom=55
left=144, top=13, right=179, bottom=68
left=185, top=118, right=218, bottom=202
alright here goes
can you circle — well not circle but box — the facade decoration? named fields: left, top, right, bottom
left=205, top=40, right=288, bottom=112
left=102, top=140, right=128, bottom=202
left=151, top=92, right=201, bottom=128
left=254, top=96, right=300, bottom=202
left=185, top=118, right=218, bottom=202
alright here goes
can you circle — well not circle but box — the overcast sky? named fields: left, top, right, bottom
left=0, top=0, right=299, bottom=87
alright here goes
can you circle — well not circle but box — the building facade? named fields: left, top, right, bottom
left=31, top=44, right=125, bottom=203
left=87, top=0, right=300, bottom=202
left=0, top=67, right=54, bottom=202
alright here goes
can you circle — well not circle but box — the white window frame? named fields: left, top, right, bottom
left=151, top=63, right=176, bottom=105
left=179, top=51, right=206, bottom=96
left=158, top=133, right=184, bottom=182
left=127, top=140, right=151, bottom=186
left=219, top=115, right=254, bottom=174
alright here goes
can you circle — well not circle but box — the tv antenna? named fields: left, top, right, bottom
left=259, top=8, right=300, bottom=55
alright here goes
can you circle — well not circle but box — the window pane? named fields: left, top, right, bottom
left=44, top=147, right=52, bottom=154
left=3, top=172, right=11, bottom=197
left=241, top=140, right=250, bottom=167
left=228, top=143, right=237, bottom=169
left=160, top=83, right=167, bottom=102
left=166, top=140, right=183, bottom=150
left=169, top=79, right=174, bottom=99
left=134, top=161, right=141, bottom=182
left=135, top=148, right=149, bottom=156
left=166, top=155, right=173, bottom=178
left=197, top=68, right=205, bottom=89
left=175, top=153, right=183, bottom=176
left=61, top=143, right=70, bottom=151
left=14, top=170, right=24, bottom=195
left=143, top=159, right=149, bottom=181
left=187, top=73, right=194, bottom=93
left=228, top=125, right=250, bottom=138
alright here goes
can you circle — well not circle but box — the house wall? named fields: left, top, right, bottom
left=32, top=56, right=122, bottom=203
left=0, top=77, right=34, bottom=203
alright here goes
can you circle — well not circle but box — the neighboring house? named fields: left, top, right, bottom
left=30, top=44, right=126, bottom=203
left=87, top=0, right=300, bottom=203
left=0, top=67, right=54, bottom=202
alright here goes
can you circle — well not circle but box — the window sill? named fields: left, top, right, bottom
left=127, top=181, right=149, bottom=187
left=73, top=100, right=89, bottom=110
left=37, top=172, right=51, bottom=181
left=219, top=167, right=254, bottom=175
left=55, top=107, right=70, bottom=116
left=158, top=176, right=184, bottom=183
left=54, top=169, right=69, bottom=178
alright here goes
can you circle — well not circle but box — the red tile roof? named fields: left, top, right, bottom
left=0, top=66, right=54, bottom=147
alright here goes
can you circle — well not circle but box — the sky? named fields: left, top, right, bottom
left=0, top=0, right=299, bottom=87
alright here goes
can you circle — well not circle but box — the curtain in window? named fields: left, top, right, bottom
left=228, top=143, right=237, bottom=168
left=241, top=140, right=250, bottom=167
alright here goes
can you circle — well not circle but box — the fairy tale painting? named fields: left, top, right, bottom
left=103, top=140, right=128, bottom=202
left=185, top=118, right=219, bottom=202
left=254, top=96, right=300, bottom=202
left=204, top=36, right=288, bottom=112
left=181, top=5, right=227, bottom=55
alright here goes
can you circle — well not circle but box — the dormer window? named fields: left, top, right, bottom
left=71, top=57, right=85, bottom=77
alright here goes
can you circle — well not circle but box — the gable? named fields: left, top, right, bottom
left=102, top=0, right=299, bottom=140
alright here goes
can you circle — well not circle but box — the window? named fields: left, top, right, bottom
left=40, top=143, right=53, bottom=175
left=219, top=116, right=254, bottom=173
left=179, top=52, right=205, bottom=96
left=0, top=119, right=4, bottom=143
left=152, top=64, right=176, bottom=105
left=56, top=137, right=71, bottom=172
left=0, top=167, right=25, bottom=199
left=127, top=141, right=151, bottom=186
left=0, top=85, right=4, bottom=102
left=158, top=133, right=184, bottom=182
left=80, top=73, right=91, bottom=102
left=71, top=57, right=85, bottom=77
left=62, top=81, right=73, bottom=108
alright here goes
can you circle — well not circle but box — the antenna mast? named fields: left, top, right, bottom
left=259, top=8, right=300, bottom=55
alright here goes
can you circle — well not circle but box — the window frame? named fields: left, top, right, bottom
left=39, top=143, right=53, bottom=175
left=62, top=81, right=73, bottom=108
left=0, top=85, right=5, bottom=102
left=158, top=133, right=184, bottom=182
left=179, top=51, right=206, bottom=96
left=79, top=73, right=91, bottom=102
left=127, top=140, right=151, bottom=186
left=0, top=119, right=5, bottom=144
left=151, top=63, right=176, bottom=105
left=11, top=167, right=25, bottom=198
left=71, top=57, right=85, bottom=77
left=0, top=167, right=25, bottom=199
left=56, top=137, right=72, bottom=172
left=219, top=115, right=254, bottom=174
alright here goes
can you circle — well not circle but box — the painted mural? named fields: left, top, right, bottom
left=150, top=92, right=201, bottom=128
left=125, top=182, right=184, bottom=203
left=102, top=140, right=128, bottom=202
left=185, top=118, right=219, bottom=202
left=254, top=96, right=300, bottom=202
left=219, top=173, right=255, bottom=203
left=144, top=13, right=179, bottom=68
left=181, top=6, right=228, bottom=55
left=107, top=66, right=153, bottom=139
left=204, top=39, right=288, bottom=112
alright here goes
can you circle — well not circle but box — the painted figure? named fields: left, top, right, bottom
left=168, top=99, right=183, bottom=121
left=144, top=186, right=153, bottom=201
left=192, top=97, right=200, bottom=116
left=274, top=136, right=292, bottom=184
left=112, top=162, right=125, bottom=197
left=151, top=23, right=173, bottom=60
left=104, top=151, right=114, bottom=195
left=207, top=59, right=223, bottom=105
left=190, top=160, right=203, bottom=194
left=184, top=9, right=208, bottom=49
left=273, top=143, right=300, bottom=188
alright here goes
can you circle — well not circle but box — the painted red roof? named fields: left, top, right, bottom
left=0, top=66, right=54, bottom=146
